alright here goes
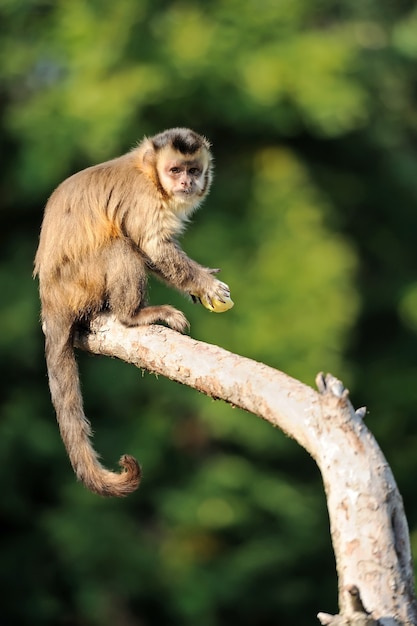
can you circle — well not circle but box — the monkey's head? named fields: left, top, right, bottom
left=142, top=128, right=213, bottom=213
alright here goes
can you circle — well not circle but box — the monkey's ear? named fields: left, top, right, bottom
left=142, top=148, right=155, bottom=166
left=140, top=146, right=158, bottom=181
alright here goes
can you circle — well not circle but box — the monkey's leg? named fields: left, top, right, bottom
left=105, top=240, right=189, bottom=333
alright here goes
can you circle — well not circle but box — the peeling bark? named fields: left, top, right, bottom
left=75, top=314, right=417, bottom=625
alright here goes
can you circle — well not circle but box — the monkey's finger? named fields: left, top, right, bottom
left=216, top=281, right=231, bottom=300
left=208, top=268, right=221, bottom=275
left=199, top=293, right=234, bottom=313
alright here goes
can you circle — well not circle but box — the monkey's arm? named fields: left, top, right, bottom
left=142, top=239, right=230, bottom=304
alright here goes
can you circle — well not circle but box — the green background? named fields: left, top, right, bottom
left=2, top=1, right=417, bottom=624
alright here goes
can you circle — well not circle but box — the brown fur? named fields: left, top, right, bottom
left=34, top=128, right=230, bottom=497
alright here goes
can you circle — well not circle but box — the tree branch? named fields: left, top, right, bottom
left=75, top=313, right=417, bottom=625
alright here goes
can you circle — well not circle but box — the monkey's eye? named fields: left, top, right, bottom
left=170, top=167, right=182, bottom=174
left=189, top=168, right=201, bottom=176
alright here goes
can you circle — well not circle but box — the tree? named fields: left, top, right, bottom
left=76, top=314, right=417, bottom=625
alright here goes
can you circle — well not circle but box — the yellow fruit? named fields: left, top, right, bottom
left=199, top=294, right=234, bottom=313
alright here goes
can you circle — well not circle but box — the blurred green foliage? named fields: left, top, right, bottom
left=1, top=0, right=417, bottom=624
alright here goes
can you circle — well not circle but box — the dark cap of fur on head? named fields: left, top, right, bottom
left=151, top=128, right=210, bottom=155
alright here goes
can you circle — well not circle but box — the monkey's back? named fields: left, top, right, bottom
left=34, top=151, right=154, bottom=281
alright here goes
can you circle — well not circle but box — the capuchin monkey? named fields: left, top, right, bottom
left=34, top=127, right=230, bottom=497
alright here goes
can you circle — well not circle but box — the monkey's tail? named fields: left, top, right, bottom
left=44, top=315, right=142, bottom=497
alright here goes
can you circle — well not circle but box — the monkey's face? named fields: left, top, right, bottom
left=157, top=148, right=211, bottom=209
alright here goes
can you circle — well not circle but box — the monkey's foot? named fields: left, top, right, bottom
left=127, top=305, right=189, bottom=333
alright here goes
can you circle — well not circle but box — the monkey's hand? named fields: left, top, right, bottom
left=141, top=240, right=232, bottom=313
left=191, top=277, right=234, bottom=313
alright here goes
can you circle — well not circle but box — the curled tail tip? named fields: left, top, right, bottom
left=112, top=453, right=142, bottom=497
left=119, top=454, right=142, bottom=490
left=82, top=454, right=142, bottom=498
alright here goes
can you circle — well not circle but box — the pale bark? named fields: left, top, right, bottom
left=75, top=314, right=417, bottom=625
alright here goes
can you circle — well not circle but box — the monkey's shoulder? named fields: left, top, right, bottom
left=62, top=152, right=139, bottom=182
left=48, top=152, right=151, bottom=206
